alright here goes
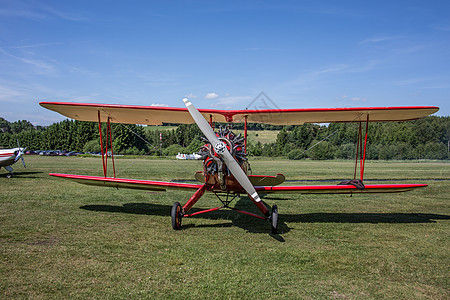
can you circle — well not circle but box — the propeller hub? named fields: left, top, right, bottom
left=199, top=126, right=247, bottom=176
left=213, top=142, right=226, bottom=154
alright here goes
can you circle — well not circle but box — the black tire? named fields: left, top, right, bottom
left=171, top=202, right=182, bottom=230
left=271, top=205, right=278, bottom=234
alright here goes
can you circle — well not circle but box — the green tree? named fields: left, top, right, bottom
left=309, top=140, right=335, bottom=160
left=287, top=148, right=305, bottom=160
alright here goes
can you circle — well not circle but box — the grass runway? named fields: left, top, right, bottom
left=1, top=156, right=449, bottom=299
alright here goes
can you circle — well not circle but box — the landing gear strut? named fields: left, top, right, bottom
left=171, top=202, right=182, bottom=230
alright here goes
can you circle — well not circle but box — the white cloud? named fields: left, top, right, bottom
left=0, top=85, right=25, bottom=102
left=184, top=93, right=197, bottom=99
left=350, top=97, right=367, bottom=102
left=359, top=35, right=401, bottom=44
left=313, top=64, right=348, bottom=75
left=204, top=92, right=219, bottom=99
left=207, top=95, right=253, bottom=108
left=150, top=103, right=169, bottom=107
left=0, top=48, right=56, bottom=75
left=0, top=1, right=87, bottom=22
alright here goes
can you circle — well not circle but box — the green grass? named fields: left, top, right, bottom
left=1, top=156, right=449, bottom=299
left=233, top=129, right=279, bottom=144
left=144, top=125, right=178, bottom=132
left=144, top=125, right=280, bottom=144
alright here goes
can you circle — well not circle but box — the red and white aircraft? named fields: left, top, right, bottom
left=0, top=145, right=26, bottom=178
left=40, top=99, right=439, bottom=233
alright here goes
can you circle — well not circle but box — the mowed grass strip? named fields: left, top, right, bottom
left=1, top=156, right=449, bottom=299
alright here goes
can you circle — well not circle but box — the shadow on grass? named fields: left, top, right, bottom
left=80, top=201, right=449, bottom=242
left=282, top=213, right=450, bottom=224
left=80, top=202, right=287, bottom=241
left=0, top=171, right=43, bottom=178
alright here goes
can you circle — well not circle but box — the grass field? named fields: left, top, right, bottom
left=233, top=129, right=279, bottom=144
left=1, top=156, right=449, bottom=299
left=144, top=125, right=178, bottom=132
left=145, top=125, right=279, bottom=144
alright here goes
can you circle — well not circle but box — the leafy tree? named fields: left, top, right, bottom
left=83, top=139, right=101, bottom=153
left=308, top=140, right=335, bottom=160
left=186, top=137, right=204, bottom=153
left=0, top=115, right=448, bottom=160
left=163, top=144, right=185, bottom=156
left=287, top=148, right=306, bottom=160
left=10, top=120, right=34, bottom=134
left=0, top=117, right=11, bottom=133
left=248, top=141, right=263, bottom=156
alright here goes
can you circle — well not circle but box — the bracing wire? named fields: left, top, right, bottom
left=102, top=111, right=190, bottom=169
left=291, top=113, right=365, bottom=160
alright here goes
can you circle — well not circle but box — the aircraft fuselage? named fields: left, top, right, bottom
left=0, top=148, right=25, bottom=175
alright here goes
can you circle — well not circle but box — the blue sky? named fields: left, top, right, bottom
left=0, top=0, right=449, bottom=125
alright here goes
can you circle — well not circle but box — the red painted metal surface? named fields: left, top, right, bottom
left=184, top=206, right=222, bottom=217
left=98, top=111, right=106, bottom=177
left=230, top=207, right=267, bottom=220
left=107, top=117, right=116, bottom=178
left=353, top=116, right=370, bottom=181
left=182, top=184, right=209, bottom=213
left=255, top=183, right=428, bottom=194
left=49, top=173, right=428, bottom=194
left=354, top=122, right=361, bottom=180
left=49, top=173, right=203, bottom=190
left=361, top=115, right=369, bottom=180
left=244, top=115, right=248, bottom=153
left=248, top=193, right=269, bottom=216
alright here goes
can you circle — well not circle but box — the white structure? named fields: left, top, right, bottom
left=176, top=152, right=202, bottom=160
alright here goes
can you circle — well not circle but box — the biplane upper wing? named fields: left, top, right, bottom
left=40, top=102, right=439, bottom=125
left=50, top=173, right=427, bottom=194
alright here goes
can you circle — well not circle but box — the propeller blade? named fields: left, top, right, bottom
left=183, top=98, right=262, bottom=204
left=21, top=156, right=26, bottom=168
left=14, top=141, right=26, bottom=168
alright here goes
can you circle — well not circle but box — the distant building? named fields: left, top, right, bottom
left=176, top=152, right=202, bottom=160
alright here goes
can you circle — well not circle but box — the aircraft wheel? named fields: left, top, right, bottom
left=171, top=202, right=182, bottom=230
left=271, top=205, right=278, bottom=234
left=6, top=173, right=12, bottom=179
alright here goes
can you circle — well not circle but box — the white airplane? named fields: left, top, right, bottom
left=0, top=145, right=26, bottom=178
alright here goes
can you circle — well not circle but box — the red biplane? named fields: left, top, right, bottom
left=40, top=99, right=439, bottom=233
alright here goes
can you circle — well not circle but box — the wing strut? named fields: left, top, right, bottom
left=244, top=115, right=248, bottom=153
left=353, top=115, right=369, bottom=181
left=97, top=111, right=116, bottom=178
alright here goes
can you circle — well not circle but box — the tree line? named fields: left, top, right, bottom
left=0, top=116, right=448, bottom=160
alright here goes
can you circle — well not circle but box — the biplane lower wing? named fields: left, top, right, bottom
left=49, top=173, right=202, bottom=191
left=255, top=183, right=427, bottom=194
left=50, top=173, right=427, bottom=194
